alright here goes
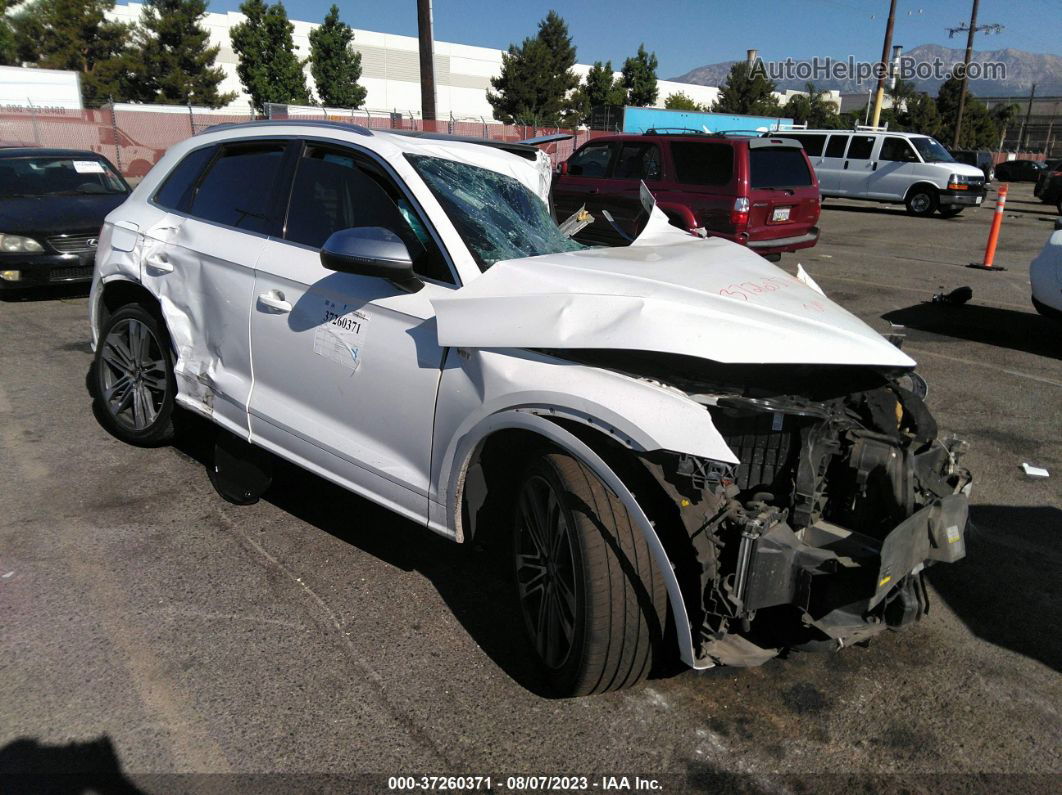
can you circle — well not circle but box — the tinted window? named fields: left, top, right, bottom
left=188, top=143, right=287, bottom=233
left=879, top=137, right=918, bottom=163
left=0, top=155, right=127, bottom=198
left=670, top=142, right=733, bottom=186
left=824, top=135, right=848, bottom=157
left=566, top=143, right=612, bottom=177
left=846, top=136, right=875, bottom=160
left=613, top=143, right=661, bottom=180
left=749, top=147, right=813, bottom=188
left=787, top=134, right=826, bottom=157
left=286, top=146, right=452, bottom=283
left=154, top=146, right=214, bottom=210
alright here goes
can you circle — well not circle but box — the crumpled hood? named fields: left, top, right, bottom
left=432, top=233, right=915, bottom=368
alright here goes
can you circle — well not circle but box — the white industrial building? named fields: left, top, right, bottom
left=104, top=3, right=720, bottom=119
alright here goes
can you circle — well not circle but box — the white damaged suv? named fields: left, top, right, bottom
left=90, top=121, right=972, bottom=696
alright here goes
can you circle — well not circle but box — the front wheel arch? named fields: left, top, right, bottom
left=904, top=183, right=939, bottom=216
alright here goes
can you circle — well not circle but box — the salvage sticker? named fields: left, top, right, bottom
left=313, top=300, right=370, bottom=371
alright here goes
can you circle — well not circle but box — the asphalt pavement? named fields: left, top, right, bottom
left=1, top=181, right=1059, bottom=792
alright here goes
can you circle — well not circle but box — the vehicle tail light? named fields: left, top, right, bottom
left=731, top=197, right=750, bottom=227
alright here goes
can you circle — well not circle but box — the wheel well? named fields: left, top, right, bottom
left=904, top=182, right=938, bottom=202
left=99, top=280, right=161, bottom=328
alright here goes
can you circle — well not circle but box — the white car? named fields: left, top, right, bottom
left=1031, top=221, right=1062, bottom=318
left=89, top=121, right=972, bottom=696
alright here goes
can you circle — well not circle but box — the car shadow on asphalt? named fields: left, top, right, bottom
left=0, top=735, right=144, bottom=793
left=927, top=504, right=1062, bottom=673
left=883, top=302, right=1062, bottom=361
left=172, top=413, right=569, bottom=698
left=0, top=284, right=90, bottom=303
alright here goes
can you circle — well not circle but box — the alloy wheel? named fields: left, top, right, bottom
left=515, top=474, right=578, bottom=670
left=99, top=318, right=168, bottom=431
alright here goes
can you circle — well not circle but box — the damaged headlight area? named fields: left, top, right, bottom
left=637, top=364, right=972, bottom=668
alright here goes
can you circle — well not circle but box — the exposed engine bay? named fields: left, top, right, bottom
left=548, top=350, right=972, bottom=668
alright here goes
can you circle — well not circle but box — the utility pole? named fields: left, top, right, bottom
left=947, top=1, right=1004, bottom=148
left=417, top=0, right=437, bottom=124
left=870, top=0, right=898, bottom=128
left=1021, top=84, right=1036, bottom=151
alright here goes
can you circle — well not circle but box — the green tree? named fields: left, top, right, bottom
left=230, top=0, right=311, bottom=112
left=895, top=91, right=942, bottom=136
left=568, top=60, right=624, bottom=125
left=936, top=75, right=1001, bottom=149
left=663, top=91, right=705, bottom=111
left=1, top=1, right=17, bottom=65
left=781, top=83, right=841, bottom=128
left=713, top=60, right=782, bottom=116
left=24, top=0, right=135, bottom=106
left=621, top=43, right=657, bottom=107
left=309, top=4, right=366, bottom=108
left=887, top=77, right=918, bottom=113
left=129, top=0, right=235, bottom=107
left=487, top=10, right=579, bottom=126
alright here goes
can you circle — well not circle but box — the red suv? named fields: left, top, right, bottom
left=553, top=132, right=820, bottom=258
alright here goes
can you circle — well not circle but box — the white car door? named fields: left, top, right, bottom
left=816, top=133, right=849, bottom=195
left=140, top=141, right=291, bottom=437
left=866, top=136, right=921, bottom=200
left=839, top=134, right=876, bottom=197
left=247, top=142, right=456, bottom=524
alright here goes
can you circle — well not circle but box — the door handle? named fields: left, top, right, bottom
left=257, top=291, right=292, bottom=313
left=843, top=161, right=849, bottom=169
left=145, top=253, right=173, bottom=273
left=872, top=162, right=878, bottom=170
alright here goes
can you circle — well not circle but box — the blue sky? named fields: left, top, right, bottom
left=207, top=0, right=1060, bottom=77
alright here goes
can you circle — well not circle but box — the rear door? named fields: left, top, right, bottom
left=838, top=134, right=876, bottom=196
left=816, top=133, right=849, bottom=194
left=745, top=141, right=819, bottom=242
left=866, top=136, right=921, bottom=200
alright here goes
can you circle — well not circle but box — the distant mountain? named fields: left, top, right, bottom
left=669, top=44, right=1062, bottom=97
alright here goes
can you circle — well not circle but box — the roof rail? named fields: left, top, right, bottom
left=643, top=127, right=714, bottom=136
left=201, top=119, right=373, bottom=136
left=853, top=123, right=889, bottom=132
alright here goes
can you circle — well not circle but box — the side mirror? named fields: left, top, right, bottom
left=320, top=227, right=423, bottom=293
left=558, top=161, right=569, bottom=176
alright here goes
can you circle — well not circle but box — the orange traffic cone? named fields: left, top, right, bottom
left=968, top=183, right=1009, bottom=271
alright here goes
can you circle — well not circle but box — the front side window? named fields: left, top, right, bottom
left=910, top=137, right=955, bottom=164
left=670, top=142, right=734, bottom=186
left=879, top=137, right=919, bottom=163
left=188, top=142, right=287, bottom=233
left=0, top=155, right=127, bottom=198
left=613, top=143, right=661, bottom=180
left=566, top=143, right=613, bottom=177
left=407, top=154, right=583, bottom=270
left=284, top=145, right=451, bottom=283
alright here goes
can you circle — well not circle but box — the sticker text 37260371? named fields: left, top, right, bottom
left=313, top=299, right=370, bottom=371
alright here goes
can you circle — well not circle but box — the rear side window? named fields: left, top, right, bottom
left=846, top=136, right=876, bottom=160
left=188, top=142, right=287, bottom=233
left=670, top=142, right=733, bottom=186
left=749, top=147, right=813, bottom=188
left=566, top=143, right=612, bottom=177
left=879, top=137, right=918, bottom=163
left=824, top=135, right=848, bottom=157
left=787, top=134, right=826, bottom=157
left=613, top=143, right=661, bottom=180
left=153, top=146, right=215, bottom=210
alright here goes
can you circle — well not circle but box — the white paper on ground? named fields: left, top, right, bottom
left=1021, top=463, right=1050, bottom=477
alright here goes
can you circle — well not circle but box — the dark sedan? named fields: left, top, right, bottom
left=994, top=159, right=1046, bottom=183
left=1, top=148, right=130, bottom=291
left=1034, top=159, right=1062, bottom=213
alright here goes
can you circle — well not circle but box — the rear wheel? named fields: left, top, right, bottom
left=905, top=186, right=938, bottom=217
left=93, top=303, right=176, bottom=446
left=512, top=452, right=666, bottom=696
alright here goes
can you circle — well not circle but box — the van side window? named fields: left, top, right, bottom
left=566, top=143, right=613, bottom=177
left=824, top=135, right=848, bottom=158
left=153, top=146, right=215, bottom=211
left=613, top=143, right=661, bottom=180
left=879, top=137, right=919, bottom=163
left=284, top=145, right=453, bottom=284
left=846, top=136, right=875, bottom=160
left=188, top=142, right=288, bottom=233
left=789, top=134, right=826, bottom=157
left=670, top=142, right=733, bottom=186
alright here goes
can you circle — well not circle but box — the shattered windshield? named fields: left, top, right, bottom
left=407, top=154, right=583, bottom=270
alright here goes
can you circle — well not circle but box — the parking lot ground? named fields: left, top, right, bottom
left=1, top=182, right=1060, bottom=791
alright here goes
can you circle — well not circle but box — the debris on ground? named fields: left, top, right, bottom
left=930, top=286, right=973, bottom=305
left=1021, top=463, right=1050, bottom=478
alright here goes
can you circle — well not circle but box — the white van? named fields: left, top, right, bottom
left=780, top=129, right=987, bottom=217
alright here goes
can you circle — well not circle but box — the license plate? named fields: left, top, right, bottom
left=771, top=206, right=792, bottom=222
left=975, top=196, right=983, bottom=205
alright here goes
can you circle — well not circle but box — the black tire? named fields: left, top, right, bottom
left=938, top=207, right=964, bottom=218
left=512, top=452, right=666, bottom=697
left=905, top=186, right=938, bottom=217
left=93, top=303, right=176, bottom=446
